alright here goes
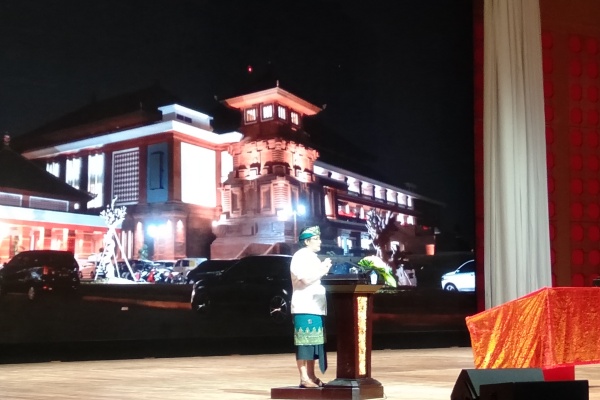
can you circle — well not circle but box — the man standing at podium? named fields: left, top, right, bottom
left=290, top=226, right=332, bottom=388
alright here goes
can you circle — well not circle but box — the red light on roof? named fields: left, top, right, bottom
left=247, top=65, right=253, bottom=73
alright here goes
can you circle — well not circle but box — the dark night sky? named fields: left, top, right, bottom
left=0, top=0, right=475, bottom=246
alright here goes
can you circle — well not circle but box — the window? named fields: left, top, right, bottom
left=387, top=190, right=397, bottom=203
left=221, top=187, right=231, bottom=213
left=261, top=185, right=272, bottom=212
left=176, top=114, right=192, bottom=123
left=262, top=104, right=273, bottom=120
left=245, top=108, right=258, bottom=123
left=277, top=105, right=287, bottom=120
left=148, top=151, right=165, bottom=190
left=147, top=143, right=168, bottom=203
left=88, top=153, right=104, bottom=208
left=46, top=161, right=60, bottom=178
left=66, top=157, right=81, bottom=189
left=112, top=148, right=139, bottom=204
left=221, top=151, right=233, bottom=183
left=290, top=111, right=299, bottom=126
left=231, top=188, right=241, bottom=212
left=30, top=196, right=68, bottom=211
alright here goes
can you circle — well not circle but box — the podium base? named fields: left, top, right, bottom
left=271, top=378, right=384, bottom=400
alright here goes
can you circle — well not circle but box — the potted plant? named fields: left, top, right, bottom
left=357, top=256, right=397, bottom=287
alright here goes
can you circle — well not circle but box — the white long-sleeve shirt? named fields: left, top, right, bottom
left=290, top=247, right=328, bottom=315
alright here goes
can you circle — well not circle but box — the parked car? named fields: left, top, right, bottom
left=173, top=257, right=207, bottom=276
left=154, top=260, right=175, bottom=269
left=191, top=254, right=292, bottom=324
left=78, top=260, right=97, bottom=280
left=441, top=259, right=475, bottom=292
left=186, top=259, right=239, bottom=284
left=0, top=250, right=80, bottom=300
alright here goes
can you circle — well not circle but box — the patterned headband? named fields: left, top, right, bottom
left=298, top=226, right=320, bottom=241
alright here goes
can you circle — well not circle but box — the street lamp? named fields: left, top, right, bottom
left=293, top=204, right=306, bottom=240
left=278, top=205, right=306, bottom=241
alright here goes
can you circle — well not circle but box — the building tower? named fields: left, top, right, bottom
left=210, top=86, right=324, bottom=258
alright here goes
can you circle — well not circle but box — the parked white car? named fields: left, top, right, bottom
left=441, top=259, right=475, bottom=292
left=173, top=258, right=207, bottom=276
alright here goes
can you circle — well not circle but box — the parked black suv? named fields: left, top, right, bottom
left=186, top=259, right=239, bottom=284
left=0, top=250, right=80, bottom=300
left=191, top=254, right=292, bottom=324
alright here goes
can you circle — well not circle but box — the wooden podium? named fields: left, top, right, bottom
left=271, top=278, right=384, bottom=400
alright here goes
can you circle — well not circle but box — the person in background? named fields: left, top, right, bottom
left=290, top=225, right=332, bottom=388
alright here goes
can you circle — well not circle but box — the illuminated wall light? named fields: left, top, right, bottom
left=277, top=208, right=289, bottom=221
left=121, top=231, right=127, bottom=260
left=127, top=231, right=133, bottom=259
left=147, top=224, right=159, bottom=238
left=38, top=227, right=45, bottom=249
left=0, top=223, right=8, bottom=238
left=147, top=223, right=169, bottom=238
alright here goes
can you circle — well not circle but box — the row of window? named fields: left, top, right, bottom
left=336, top=202, right=414, bottom=225
left=47, top=144, right=221, bottom=210
left=47, top=154, right=106, bottom=208
left=223, top=182, right=301, bottom=216
left=347, top=183, right=411, bottom=207
left=245, top=104, right=300, bottom=126
left=47, top=149, right=142, bottom=209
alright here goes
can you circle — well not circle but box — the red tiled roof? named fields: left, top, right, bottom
left=0, top=139, right=93, bottom=202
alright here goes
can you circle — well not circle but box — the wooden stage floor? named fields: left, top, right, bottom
left=0, top=347, right=599, bottom=399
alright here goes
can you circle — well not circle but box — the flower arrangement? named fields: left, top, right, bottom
left=357, top=256, right=397, bottom=287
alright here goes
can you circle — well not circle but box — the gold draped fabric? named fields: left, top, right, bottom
left=467, top=287, right=600, bottom=368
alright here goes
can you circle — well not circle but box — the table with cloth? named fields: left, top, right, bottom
left=466, top=287, right=600, bottom=373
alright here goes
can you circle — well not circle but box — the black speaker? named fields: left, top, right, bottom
left=479, top=380, right=589, bottom=400
left=451, top=368, right=544, bottom=400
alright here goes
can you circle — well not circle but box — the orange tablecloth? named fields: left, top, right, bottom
left=466, top=287, right=600, bottom=369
